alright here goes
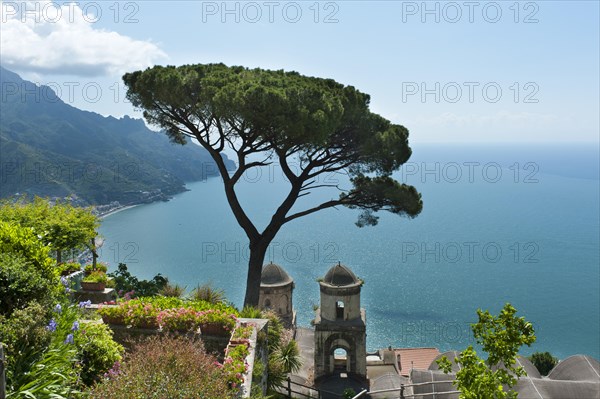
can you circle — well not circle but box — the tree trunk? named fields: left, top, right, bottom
left=91, top=238, right=97, bottom=268
left=56, top=250, right=62, bottom=264
left=243, top=241, right=269, bottom=307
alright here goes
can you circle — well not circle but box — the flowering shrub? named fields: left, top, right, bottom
left=74, top=321, right=124, bottom=385
left=232, top=324, right=255, bottom=340
left=157, top=307, right=201, bottom=332
left=87, top=335, right=236, bottom=398
left=98, top=297, right=239, bottom=333
left=220, top=343, right=250, bottom=388
left=123, top=301, right=160, bottom=328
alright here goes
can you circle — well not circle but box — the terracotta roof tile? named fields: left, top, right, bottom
left=395, top=347, right=441, bottom=376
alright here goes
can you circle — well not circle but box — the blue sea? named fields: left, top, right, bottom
left=98, top=143, right=600, bottom=360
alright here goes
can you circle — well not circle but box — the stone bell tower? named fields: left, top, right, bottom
left=258, top=262, right=295, bottom=328
left=314, top=263, right=367, bottom=381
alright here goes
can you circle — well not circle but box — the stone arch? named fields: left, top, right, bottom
left=323, top=333, right=357, bottom=374
left=264, top=298, right=271, bottom=308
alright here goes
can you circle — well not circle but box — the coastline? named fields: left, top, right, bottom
left=98, top=204, right=141, bottom=219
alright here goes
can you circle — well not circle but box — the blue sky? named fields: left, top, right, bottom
left=1, top=0, right=598, bottom=143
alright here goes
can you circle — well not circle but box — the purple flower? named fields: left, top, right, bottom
left=46, top=318, right=57, bottom=332
left=64, top=334, right=74, bottom=344
left=78, top=300, right=92, bottom=308
left=71, top=321, right=80, bottom=331
left=60, top=276, right=68, bottom=287
left=54, top=304, right=62, bottom=313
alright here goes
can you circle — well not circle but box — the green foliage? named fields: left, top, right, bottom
left=87, top=335, right=236, bottom=398
left=437, top=303, right=536, bottom=399
left=58, top=262, right=81, bottom=276
left=0, top=197, right=99, bottom=263
left=160, top=282, right=187, bottom=297
left=82, top=270, right=109, bottom=283
left=256, top=310, right=302, bottom=393
left=0, top=220, right=55, bottom=273
left=74, top=321, right=124, bottom=385
left=108, top=262, right=168, bottom=297
left=0, top=252, right=60, bottom=317
left=98, top=296, right=239, bottom=330
left=528, top=352, right=558, bottom=376
left=0, top=301, right=52, bottom=388
left=274, top=339, right=301, bottom=374
left=84, top=263, right=107, bottom=275
left=240, top=305, right=264, bottom=319
left=191, top=283, right=226, bottom=304
left=343, top=388, right=357, bottom=399
left=7, top=303, right=82, bottom=398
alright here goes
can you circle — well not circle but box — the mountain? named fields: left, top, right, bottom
left=0, top=67, right=233, bottom=206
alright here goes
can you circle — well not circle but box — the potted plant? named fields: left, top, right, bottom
left=58, top=262, right=81, bottom=276
left=81, top=270, right=108, bottom=291
left=84, top=262, right=108, bottom=276
left=198, top=309, right=237, bottom=337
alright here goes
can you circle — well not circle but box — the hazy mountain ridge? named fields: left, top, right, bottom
left=0, top=66, right=233, bottom=205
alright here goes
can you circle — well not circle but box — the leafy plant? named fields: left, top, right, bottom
left=58, top=262, right=82, bottom=276
left=87, top=335, right=236, bottom=398
left=0, top=301, right=52, bottom=388
left=240, top=305, right=263, bottom=319
left=0, top=252, right=60, bottom=317
left=0, top=197, right=99, bottom=264
left=191, top=283, right=226, bottom=304
left=84, top=262, right=107, bottom=275
left=7, top=303, right=82, bottom=398
left=528, top=351, right=558, bottom=376
left=74, top=321, right=124, bottom=385
left=108, top=262, right=168, bottom=297
left=159, top=282, right=186, bottom=297
left=222, top=344, right=250, bottom=388
left=274, top=339, right=302, bottom=374
left=82, top=270, right=109, bottom=284
left=437, top=303, right=536, bottom=399
left=232, top=324, right=255, bottom=340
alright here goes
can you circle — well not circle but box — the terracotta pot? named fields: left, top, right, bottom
left=81, top=281, right=106, bottom=291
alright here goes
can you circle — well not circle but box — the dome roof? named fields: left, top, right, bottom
left=260, top=262, right=293, bottom=286
left=322, top=263, right=360, bottom=286
left=548, top=355, right=600, bottom=381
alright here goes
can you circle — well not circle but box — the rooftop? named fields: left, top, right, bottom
left=260, top=262, right=293, bottom=287
left=395, top=347, right=441, bottom=376
left=322, top=263, right=361, bottom=286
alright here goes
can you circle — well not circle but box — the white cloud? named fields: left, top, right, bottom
left=0, top=1, right=167, bottom=77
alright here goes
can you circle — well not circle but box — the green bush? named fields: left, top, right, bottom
left=74, top=321, right=124, bottom=385
left=108, top=262, right=168, bottom=297
left=191, top=283, right=226, bottom=304
left=0, top=301, right=52, bottom=388
left=0, top=252, right=60, bottom=317
left=0, top=220, right=56, bottom=278
left=6, top=303, right=82, bottom=398
left=58, top=262, right=81, bottom=276
left=528, top=351, right=558, bottom=376
left=87, top=335, right=236, bottom=398
left=159, top=282, right=186, bottom=297
left=82, top=271, right=109, bottom=283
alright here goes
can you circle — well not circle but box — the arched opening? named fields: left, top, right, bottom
left=264, top=298, right=271, bottom=308
left=336, top=300, right=344, bottom=320
left=332, top=347, right=350, bottom=372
